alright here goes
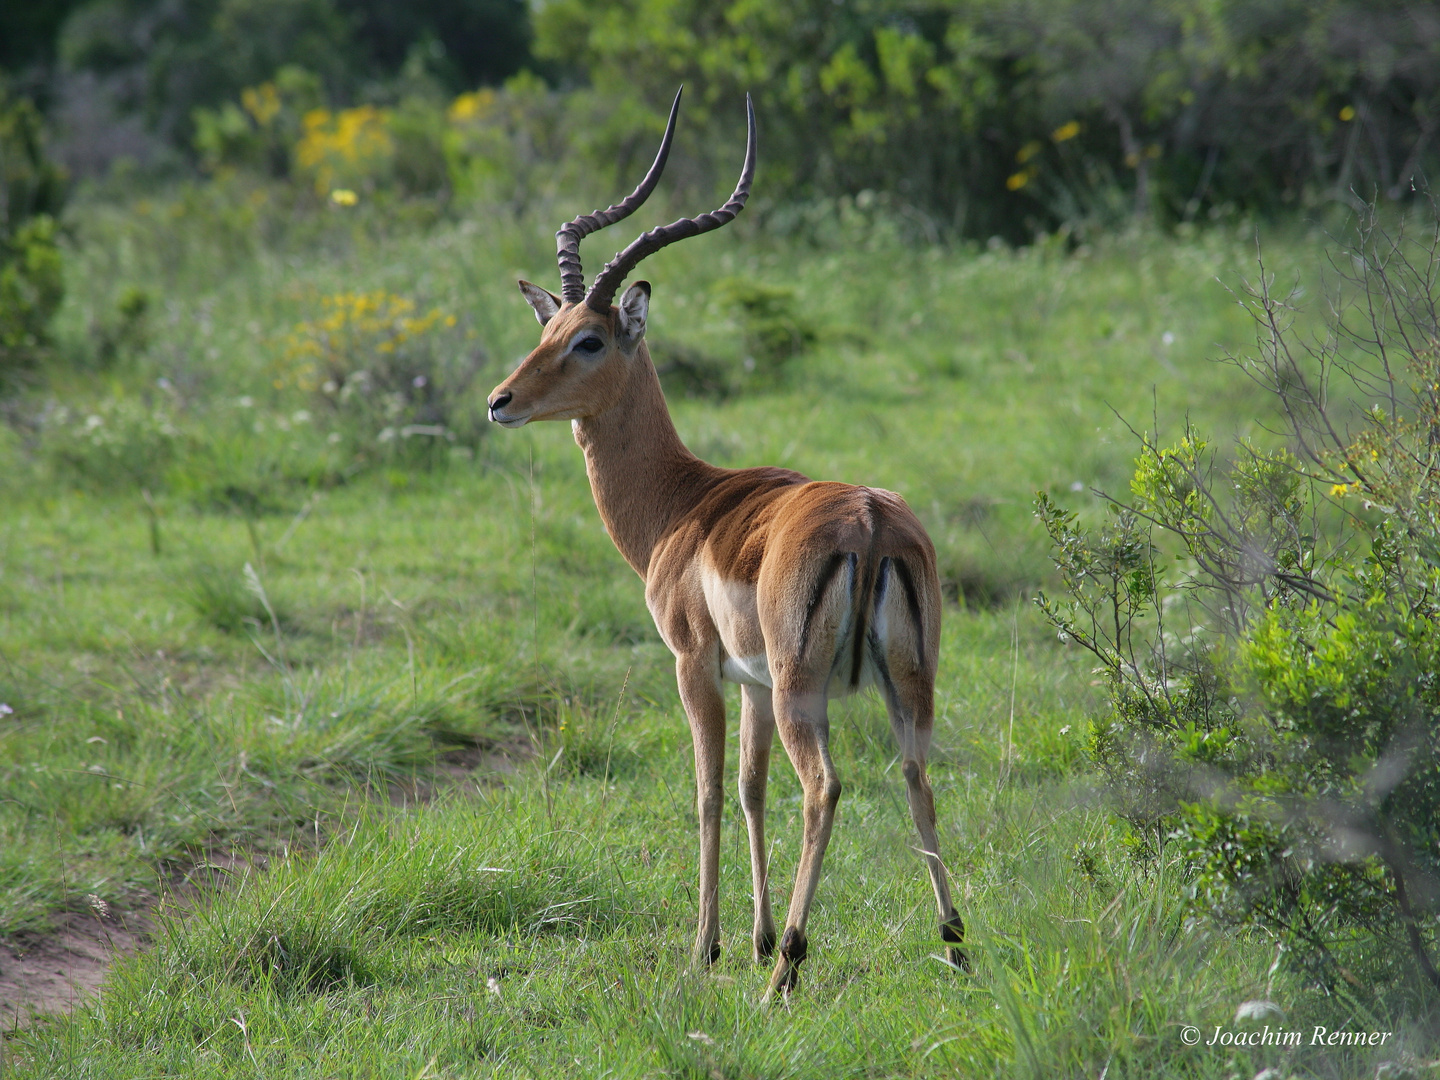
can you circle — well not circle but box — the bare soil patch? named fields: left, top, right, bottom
left=0, top=908, right=149, bottom=1031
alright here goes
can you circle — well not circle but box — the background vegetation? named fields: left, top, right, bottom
left=1, top=1, right=1439, bottom=1076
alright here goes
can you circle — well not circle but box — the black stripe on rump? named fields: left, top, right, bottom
left=799, top=551, right=849, bottom=661
left=891, top=558, right=925, bottom=670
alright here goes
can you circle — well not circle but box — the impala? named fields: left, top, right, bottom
left=487, top=89, right=966, bottom=998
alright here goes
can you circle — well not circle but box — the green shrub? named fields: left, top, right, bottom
left=37, top=397, right=181, bottom=490
left=276, top=289, right=489, bottom=464
left=1036, top=203, right=1440, bottom=991
left=192, top=65, right=325, bottom=179
left=716, top=277, right=816, bottom=382
left=0, top=215, right=64, bottom=382
left=90, top=285, right=152, bottom=368
left=651, top=280, right=816, bottom=400
left=442, top=73, right=575, bottom=209
left=0, top=92, right=67, bottom=384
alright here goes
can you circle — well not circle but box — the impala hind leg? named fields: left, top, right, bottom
left=677, top=656, right=727, bottom=968
left=738, top=685, right=778, bottom=961
left=764, top=688, right=840, bottom=1001
left=884, top=682, right=968, bottom=972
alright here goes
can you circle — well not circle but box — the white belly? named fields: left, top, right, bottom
left=721, top=653, right=773, bottom=688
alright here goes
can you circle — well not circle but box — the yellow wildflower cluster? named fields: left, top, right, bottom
left=447, top=89, right=497, bottom=124
left=241, top=82, right=281, bottom=126
left=279, top=291, right=458, bottom=393
left=294, top=107, right=395, bottom=196
left=1006, top=122, right=1081, bottom=190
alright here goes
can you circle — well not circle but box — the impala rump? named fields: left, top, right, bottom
left=693, top=483, right=938, bottom=700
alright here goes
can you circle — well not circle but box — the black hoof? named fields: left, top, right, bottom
left=941, top=915, right=969, bottom=972
left=779, top=926, right=808, bottom=965
left=754, top=929, right=776, bottom=962
left=778, top=929, right=807, bottom=991
left=764, top=927, right=808, bottom=998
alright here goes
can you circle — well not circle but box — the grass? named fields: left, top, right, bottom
left=0, top=186, right=1434, bottom=1075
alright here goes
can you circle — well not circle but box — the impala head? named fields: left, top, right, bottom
left=488, top=88, right=756, bottom=428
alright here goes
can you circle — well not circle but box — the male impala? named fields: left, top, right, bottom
left=488, top=90, right=966, bottom=998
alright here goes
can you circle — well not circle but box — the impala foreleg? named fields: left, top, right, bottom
left=738, top=684, right=777, bottom=961
left=677, top=655, right=727, bottom=967
left=764, top=688, right=840, bottom=1001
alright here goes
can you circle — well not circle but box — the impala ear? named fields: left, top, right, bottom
left=518, top=280, right=562, bottom=325
left=618, top=281, right=650, bottom=343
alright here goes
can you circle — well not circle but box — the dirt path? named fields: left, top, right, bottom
left=0, top=742, right=527, bottom=1030
left=0, top=908, right=150, bottom=1031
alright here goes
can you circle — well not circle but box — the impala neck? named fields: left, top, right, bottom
left=572, top=342, right=717, bottom=577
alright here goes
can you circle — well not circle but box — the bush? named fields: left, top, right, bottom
left=1036, top=202, right=1440, bottom=991
left=37, top=396, right=180, bottom=490
left=0, top=92, right=67, bottom=385
left=651, top=280, right=817, bottom=401
left=442, top=72, right=575, bottom=209
left=715, top=277, right=816, bottom=383
left=194, top=67, right=450, bottom=199
left=0, top=215, right=64, bottom=382
left=275, top=289, right=489, bottom=463
left=192, top=65, right=325, bottom=179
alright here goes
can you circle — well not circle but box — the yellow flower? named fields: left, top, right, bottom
left=1015, top=141, right=1043, bottom=164
left=241, top=82, right=281, bottom=127
left=295, top=107, right=394, bottom=194
left=330, top=188, right=359, bottom=206
left=1339, top=106, right=1356, bottom=122
left=1330, top=483, right=1351, bottom=497
left=1051, top=121, right=1081, bottom=142
left=1006, top=171, right=1029, bottom=191
left=447, top=89, right=496, bottom=124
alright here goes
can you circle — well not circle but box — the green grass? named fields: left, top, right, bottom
left=0, top=189, right=1434, bottom=1075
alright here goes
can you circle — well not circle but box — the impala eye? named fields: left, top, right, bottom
left=575, top=336, right=605, bottom=354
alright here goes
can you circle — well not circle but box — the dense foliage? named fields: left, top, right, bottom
left=1037, top=202, right=1440, bottom=992
left=0, top=92, right=67, bottom=384
left=537, top=0, right=1440, bottom=239
left=7, top=0, right=530, bottom=145
left=6, top=1, right=1439, bottom=242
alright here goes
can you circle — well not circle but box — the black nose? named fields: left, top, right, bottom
left=489, top=390, right=512, bottom=418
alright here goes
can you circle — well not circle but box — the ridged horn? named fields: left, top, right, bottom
left=554, top=88, right=683, bottom=305
left=584, top=93, right=756, bottom=313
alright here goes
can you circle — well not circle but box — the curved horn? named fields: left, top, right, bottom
left=585, top=94, right=756, bottom=313
left=555, top=88, right=683, bottom=305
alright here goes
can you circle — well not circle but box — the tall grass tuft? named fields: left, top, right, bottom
left=143, top=797, right=628, bottom=995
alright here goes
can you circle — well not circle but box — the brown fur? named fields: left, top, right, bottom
left=490, top=292, right=967, bottom=997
